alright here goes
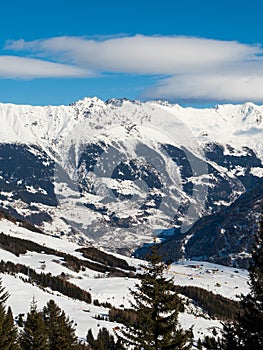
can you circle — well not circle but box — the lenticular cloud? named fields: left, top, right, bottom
left=4, top=34, right=263, bottom=102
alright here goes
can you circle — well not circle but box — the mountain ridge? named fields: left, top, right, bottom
left=0, top=97, right=262, bottom=257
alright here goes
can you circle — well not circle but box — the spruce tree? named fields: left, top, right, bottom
left=0, top=278, right=9, bottom=339
left=86, top=329, right=95, bottom=349
left=96, top=327, right=116, bottom=350
left=19, top=299, right=49, bottom=350
left=202, top=335, right=221, bottom=350
left=0, top=280, right=9, bottom=349
left=3, top=307, right=19, bottom=350
left=87, top=327, right=124, bottom=350
left=221, top=214, right=263, bottom=349
left=0, top=279, right=19, bottom=350
left=118, top=244, right=193, bottom=349
left=219, top=323, right=238, bottom=350
left=43, top=299, right=79, bottom=350
left=197, top=338, right=203, bottom=349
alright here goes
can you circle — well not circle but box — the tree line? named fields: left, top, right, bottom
left=0, top=260, right=91, bottom=304
left=0, top=232, right=135, bottom=276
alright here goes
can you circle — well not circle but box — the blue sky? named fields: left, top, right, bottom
left=1, top=0, right=263, bottom=106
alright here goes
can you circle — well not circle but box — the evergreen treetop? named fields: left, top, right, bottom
left=19, top=299, right=49, bottom=350
left=118, top=243, right=193, bottom=350
left=43, top=299, right=79, bottom=350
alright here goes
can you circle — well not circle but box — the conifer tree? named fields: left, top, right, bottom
left=219, top=323, right=238, bottom=350
left=3, top=307, right=19, bottom=350
left=0, top=279, right=19, bottom=350
left=0, top=280, right=9, bottom=349
left=43, top=299, right=79, bottom=350
left=86, top=329, right=95, bottom=349
left=87, top=327, right=124, bottom=350
left=220, top=214, right=263, bottom=349
left=0, top=278, right=9, bottom=336
left=118, top=244, right=193, bottom=349
left=202, top=335, right=221, bottom=350
left=197, top=338, right=203, bottom=349
left=19, top=299, right=49, bottom=350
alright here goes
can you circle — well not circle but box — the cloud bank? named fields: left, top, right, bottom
left=4, top=35, right=263, bottom=102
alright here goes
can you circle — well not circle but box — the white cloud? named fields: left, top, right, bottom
left=144, top=72, right=263, bottom=102
left=0, top=56, right=91, bottom=79
left=6, top=35, right=262, bottom=74
left=4, top=35, right=263, bottom=102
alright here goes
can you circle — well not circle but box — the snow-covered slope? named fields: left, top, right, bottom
left=0, top=98, right=262, bottom=254
left=0, top=218, right=249, bottom=342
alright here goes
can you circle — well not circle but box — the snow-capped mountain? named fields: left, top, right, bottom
left=0, top=97, right=262, bottom=255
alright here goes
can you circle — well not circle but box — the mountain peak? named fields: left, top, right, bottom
left=105, top=97, right=141, bottom=107
left=72, top=96, right=105, bottom=107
